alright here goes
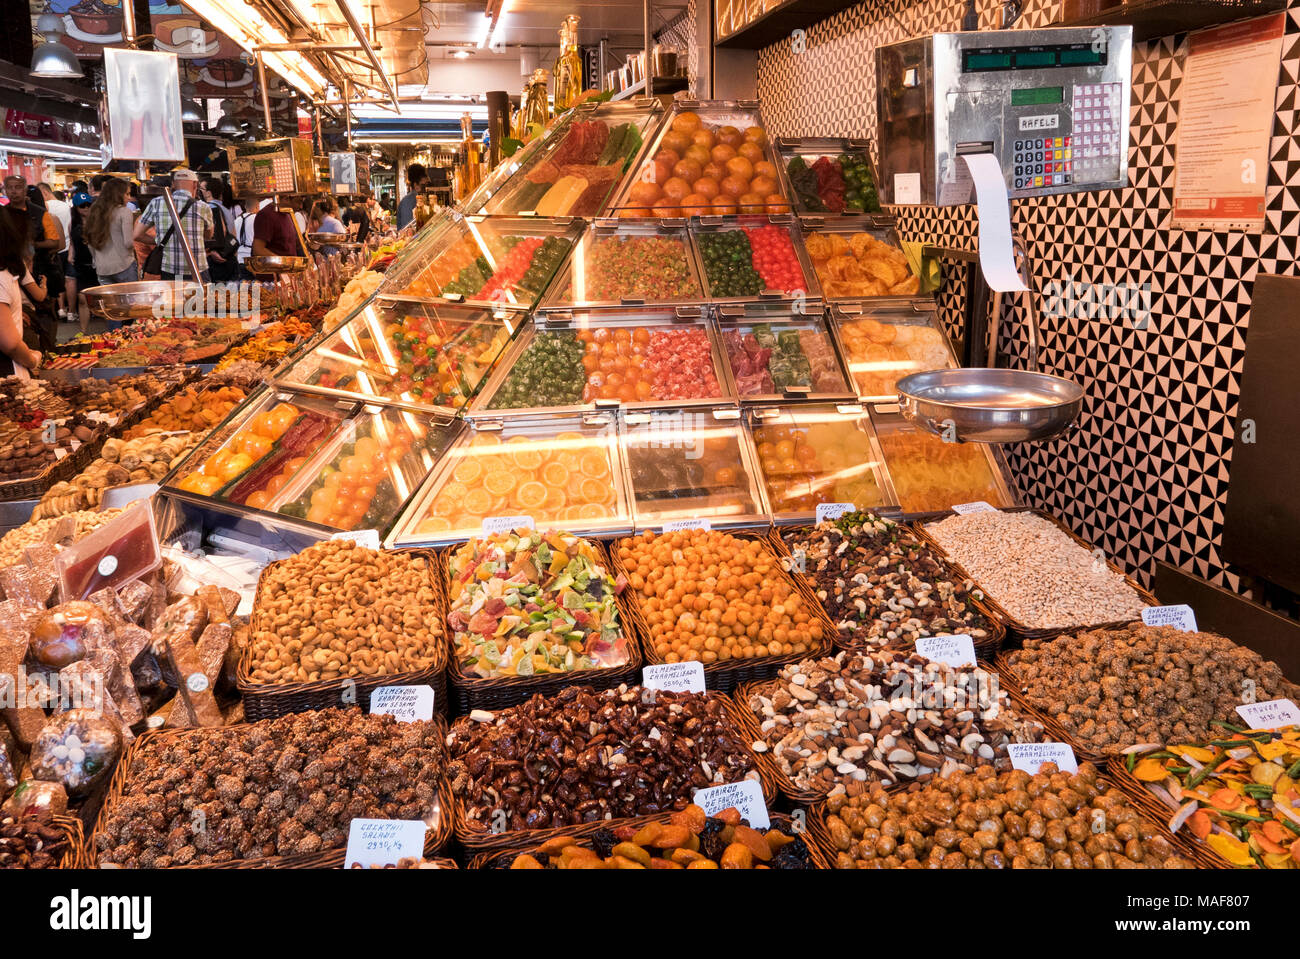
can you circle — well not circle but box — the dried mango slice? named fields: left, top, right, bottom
left=1207, top=833, right=1255, bottom=867
left=1208, top=787, right=1241, bottom=810
left=1174, top=745, right=1215, bottom=763
left=1256, top=740, right=1291, bottom=761
left=1133, top=757, right=1170, bottom=782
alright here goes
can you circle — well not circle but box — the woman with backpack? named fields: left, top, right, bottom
left=202, top=179, right=239, bottom=282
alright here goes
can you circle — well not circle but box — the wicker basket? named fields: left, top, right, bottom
left=608, top=529, right=836, bottom=693
left=768, top=523, right=1007, bottom=659
left=87, top=718, right=453, bottom=869
left=1106, top=758, right=1241, bottom=870
left=237, top=547, right=449, bottom=721
left=331, top=854, right=459, bottom=869
left=992, top=651, right=1112, bottom=766
left=467, top=810, right=831, bottom=869
left=437, top=538, right=643, bottom=713
left=911, top=507, right=1159, bottom=645
left=447, top=690, right=781, bottom=852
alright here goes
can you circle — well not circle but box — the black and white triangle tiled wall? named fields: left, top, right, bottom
left=756, top=0, right=1300, bottom=595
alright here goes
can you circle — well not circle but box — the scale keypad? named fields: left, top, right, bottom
left=1070, top=81, right=1124, bottom=182
left=1012, top=136, right=1072, bottom=190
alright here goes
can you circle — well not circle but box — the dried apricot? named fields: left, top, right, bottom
left=733, top=824, right=774, bottom=861
left=510, top=854, right=543, bottom=869
left=651, top=824, right=692, bottom=848
left=720, top=842, right=753, bottom=869
left=612, top=842, right=651, bottom=866
left=632, top=822, right=664, bottom=845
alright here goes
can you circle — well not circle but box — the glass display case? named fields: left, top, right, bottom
left=692, top=214, right=818, bottom=305
left=389, top=411, right=632, bottom=547
left=833, top=302, right=959, bottom=401
left=471, top=307, right=732, bottom=415
left=378, top=214, right=583, bottom=313
left=461, top=99, right=664, bottom=217
left=799, top=214, right=920, bottom=301
left=714, top=302, right=854, bottom=403
left=607, top=98, right=793, bottom=218
left=537, top=219, right=704, bottom=312
left=868, top=403, right=1017, bottom=514
left=273, top=297, right=522, bottom=415
left=747, top=403, right=893, bottom=523
left=776, top=137, right=883, bottom=215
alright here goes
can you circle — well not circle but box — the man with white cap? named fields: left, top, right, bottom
left=134, top=168, right=214, bottom=282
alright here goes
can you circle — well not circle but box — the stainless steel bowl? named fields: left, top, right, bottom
left=247, top=255, right=310, bottom=274
left=307, top=232, right=350, bottom=246
left=896, top=368, right=1084, bottom=443
left=83, top=280, right=203, bottom=321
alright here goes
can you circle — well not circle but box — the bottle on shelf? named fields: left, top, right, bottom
left=453, top=113, right=482, bottom=202
left=552, top=15, right=582, bottom=113
left=520, top=68, right=551, bottom=139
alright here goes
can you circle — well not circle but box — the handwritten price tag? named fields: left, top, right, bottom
left=331, top=529, right=381, bottom=550
left=914, top=634, right=976, bottom=667
left=815, top=502, right=854, bottom=524
left=370, top=685, right=435, bottom=723
left=951, top=501, right=997, bottom=515
left=662, top=519, right=710, bottom=532
left=1141, top=605, right=1197, bottom=632
left=1007, top=742, right=1078, bottom=775
left=642, top=662, right=705, bottom=694
left=1235, top=699, right=1300, bottom=731
left=692, top=779, right=769, bottom=829
left=481, top=515, right=536, bottom=535
left=344, top=819, right=427, bottom=868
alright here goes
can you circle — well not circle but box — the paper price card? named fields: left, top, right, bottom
left=951, top=501, right=997, bottom=515
left=330, top=529, right=381, bottom=550
left=481, top=515, right=536, bottom=535
left=370, top=685, right=435, bottom=723
left=662, top=519, right=710, bottom=532
left=1235, top=699, right=1300, bottom=731
left=691, top=780, right=769, bottom=829
left=344, top=819, right=427, bottom=868
left=642, top=662, right=705, bottom=694
left=1140, top=604, right=1197, bottom=632
left=914, top=634, right=976, bottom=668
left=815, top=503, right=854, bottom=524
left=1007, top=742, right=1078, bottom=775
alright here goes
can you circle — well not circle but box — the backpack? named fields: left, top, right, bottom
left=207, top=203, right=238, bottom=261
left=235, top=211, right=256, bottom=262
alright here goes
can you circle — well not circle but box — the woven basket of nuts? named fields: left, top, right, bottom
left=89, top=711, right=453, bottom=868
left=912, top=507, right=1159, bottom=644
left=445, top=685, right=781, bottom=852
left=0, top=814, right=84, bottom=869
left=436, top=533, right=644, bottom=713
left=1103, top=759, right=1233, bottom=870
left=237, top=540, right=449, bottom=721
left=993, top=656, right=1111, bottom=765
left=610, top=529, right=837, bottom=693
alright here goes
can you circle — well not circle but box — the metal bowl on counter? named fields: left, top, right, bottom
left=896, top=368, right=1084, bottom=443
left=83, top=280, right=202, bottom=321
left=247, top=255, right=310, bottom=275
left=307, top=232, right=350, bottom=246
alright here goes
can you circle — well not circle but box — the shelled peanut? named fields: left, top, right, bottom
left=616, top=529, right=823, bottom=664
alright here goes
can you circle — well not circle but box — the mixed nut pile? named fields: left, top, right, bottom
left=1006, top=624, right=1300, bottom=753
left=446, top=685, right=759, bottom=833
left=924, top=510, right=1147, bottom=629
left=781, top=512, right=994, bottom=650
left=94, top=709, right=443, bottom=867
left=747, top=651, right=1042, bottom=795
left=822, top=763, right=1192, bottom=868
left=0, top=815, right=69, bottom=868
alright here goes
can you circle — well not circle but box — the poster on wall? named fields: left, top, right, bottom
left=1171, top=13, right=1285, bottom=231
left=104, top=47, right=185, bottom=162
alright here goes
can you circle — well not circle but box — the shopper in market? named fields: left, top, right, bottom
left=135, top=168, right=214, bottom=282
left=340, top=195, right=371, bottom=243
left=38, top=184, right=72, bottom=322
left=250, top=194, right=305, bottom=275
left=396, top=163, right=427, bottom=229
left=233, top=195, right=263, bottom=280
left=199, top=179, right=240, bottom=283
left=85, top=177, right=139, bottom=290
left=0, top=177, right=62, bottom=352
left=67, top=190, right=96, bottom=334
left=0, top=216, right=44, bottom=377
left=308, top=197, right=346, bottom=256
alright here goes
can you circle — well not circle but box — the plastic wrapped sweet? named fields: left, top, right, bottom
left=30, top=709, right=122, bottom=798
left=0, top=779, right=67, bottom=820
left=30, top=601, right=112, bottom=668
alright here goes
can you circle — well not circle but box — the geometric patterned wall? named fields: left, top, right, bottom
left=756, top=0, right=1300, bottom=595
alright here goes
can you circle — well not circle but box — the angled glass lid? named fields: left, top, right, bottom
left=538, top=218, right=704, bottom=311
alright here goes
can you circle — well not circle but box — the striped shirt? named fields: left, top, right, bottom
left=139, top=189, right=213, bottom=277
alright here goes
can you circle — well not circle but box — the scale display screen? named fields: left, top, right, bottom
left=1011, top=86, right=1064, bottom=106
left=962, top=43, right=1108, bottom=73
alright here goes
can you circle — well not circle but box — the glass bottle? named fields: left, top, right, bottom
left=552, top=15, right=582, bottom=113
left=521, top=69, right=551, bottom=136
left=454, top=113, right=482, bottom=201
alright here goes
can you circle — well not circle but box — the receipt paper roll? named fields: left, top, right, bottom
left=960, top=153, right=1028, bottom=293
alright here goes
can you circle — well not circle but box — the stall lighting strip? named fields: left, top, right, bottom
left=181, top=0, right=328, bottom=96
left=0, top=138, right=102, bottom=161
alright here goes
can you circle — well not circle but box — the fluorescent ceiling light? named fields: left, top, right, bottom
left=351, top=102, right=487, bottom=120
left=180, top=0, right=327, bottom=95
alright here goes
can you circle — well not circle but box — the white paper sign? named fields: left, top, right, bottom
left=893, top=172, right=921, bottom=204
left=915, top=634, right=976, bottom=667
left=662, top=519, right=710, bottom=532
left=815, top=503, right=854, bottom=524
left=344, top=818, right=427, bottom=868
left=481, top=515, right=536, bottom=535
left=1235, top=698, right=1300, bottom=731
left=692, top=779, right=769, bottom=829
left=370, top=684, right=435, bottom=722
left=331, top=529, right=381, bottom=550
left=1007, top=742, right=1078, bottom=775
left=642, top=662, right=705, bottom=694
left=951, top=501, right=997, bottom=515
left=1141, top=604, right=1198, bottom=632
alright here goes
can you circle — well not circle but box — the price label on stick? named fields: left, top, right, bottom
left=1140, top=604, right=1197, bottom=632
left=344, top=819, right=427, bottom=868
left=1236, top=699, right=1300, bottom=731
left=951, top=501, right=997, bottom=515
left=1007, top=742, right=1078, bottom=775
left=815, top=502, right=854, bottom=524
left=481, top=515, right=535, bottom=535
left=369, top=685, right=435, bottom=722
left=662, top=519, right=710, bottom=532
left=331, top=529, right=380, bottom=550
left=692, top=780, right=769, bottom=829
left=642, top=662, right=705, bottom=694
left=914, top=634, right=976, bottom=667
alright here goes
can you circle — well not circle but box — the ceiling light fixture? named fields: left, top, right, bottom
left=30, top=13, right=83, bottom=79
left=177, top=0, right=327, bottom=95
left=452, top=49, right=471, bottom=60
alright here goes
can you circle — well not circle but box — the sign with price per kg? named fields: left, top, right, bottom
left=692, top=780, right=769, bottom=829
left=369, top=685, right=435, bottom=722
left=642, top=662, right=706, bottom=694
left=662, top=519, right=710, bottom=532
left=1235, top=698, right=1300, bottom=731
left=914, top=634, right=976, bottom=667
left=951, top=501, right=997, bottom=515
left=345, top=819, right=427, bottom=867
left=331, top=529, right=381, bottom=550
left=1007, top=742, right=1078, bottom=775
left=815, top=503, right=854, bottom=524
left=482, top=515, right=536, bottom=535
left=1140, top=605, right=1197, bottom=632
